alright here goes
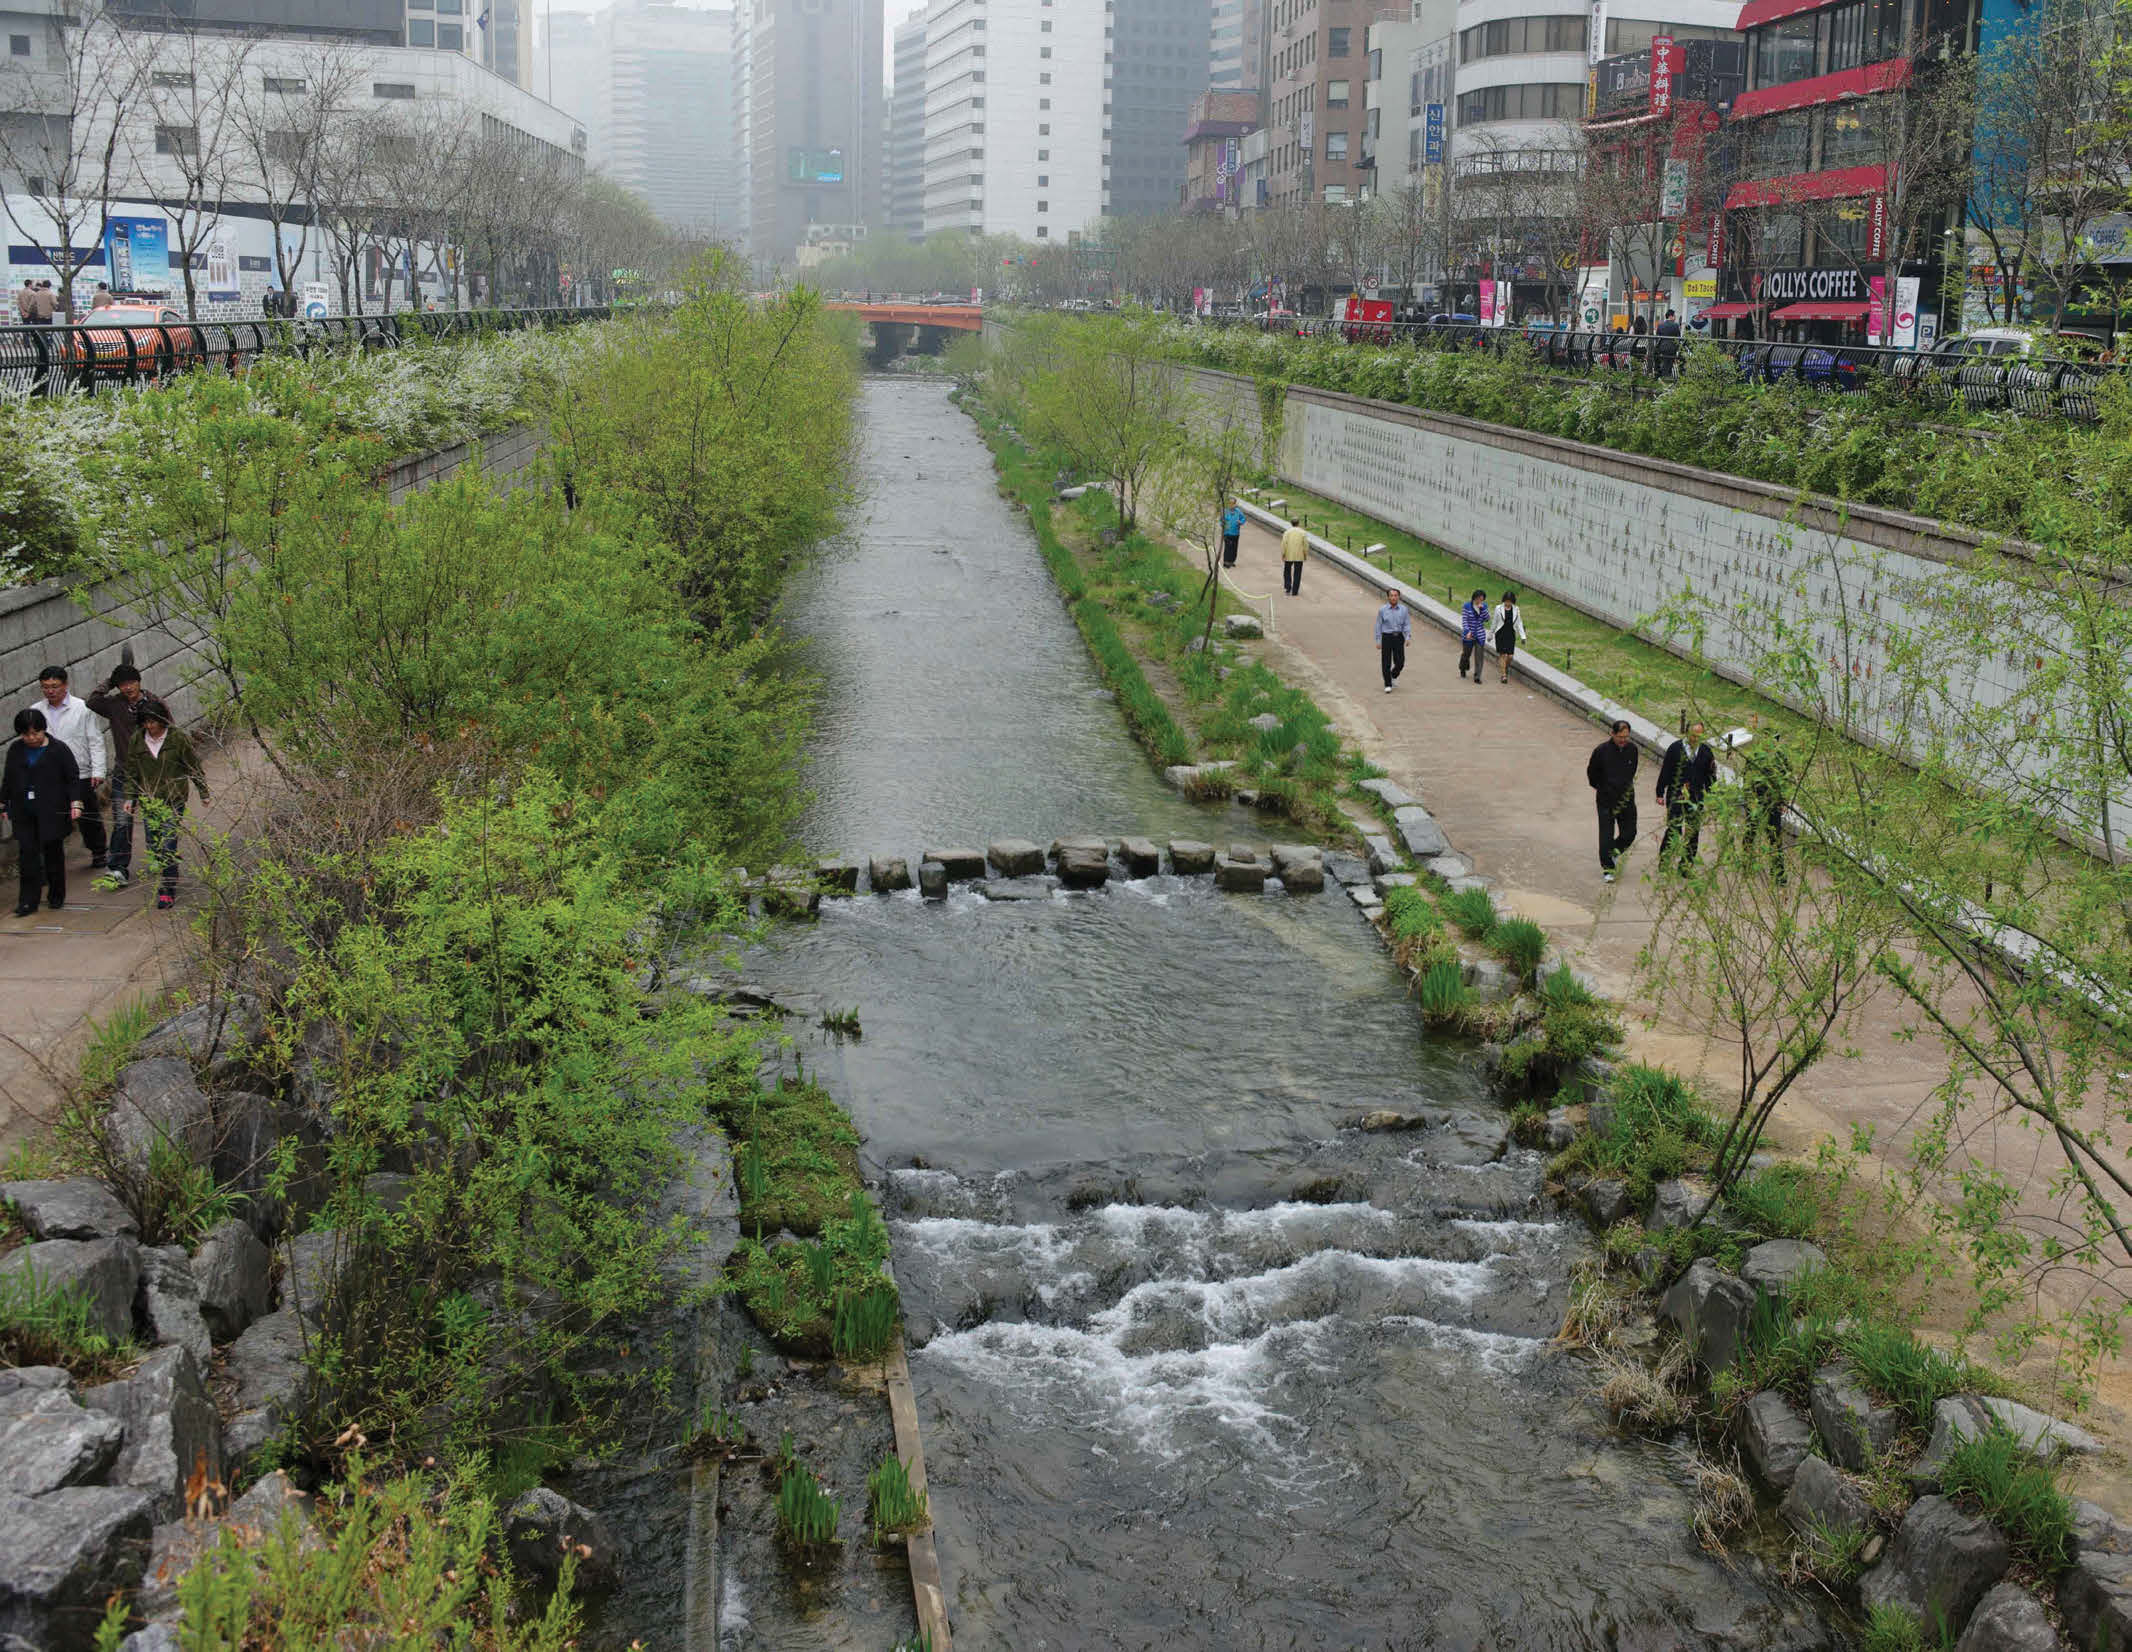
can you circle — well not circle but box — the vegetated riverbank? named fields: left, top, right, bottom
left=960, top=373, right=2126, bottom=1652
left=0, top=267, right=886, bottom=1650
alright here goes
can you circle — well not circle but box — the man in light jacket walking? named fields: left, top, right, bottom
left=1280, top=520, right=1308, bottom=595
left=28, top=665, right=105, bottom=869
left=1376, top=587, right=1412, bottom=692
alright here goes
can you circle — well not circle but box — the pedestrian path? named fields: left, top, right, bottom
left=1186, top=514, right=2132, bottom=1459
left=0, top=737, right=257, bottom=1154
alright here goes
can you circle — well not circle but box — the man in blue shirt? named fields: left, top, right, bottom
left=1376, top=587, right=1412, bottom=693
left=1220, top=503, right=1245, bottom=567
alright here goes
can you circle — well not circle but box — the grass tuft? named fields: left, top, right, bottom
left=1938, top=1424, right=2076, bottom=1571
left=1488, top=916, right=1549, bottom=981
left=1442, top=886, right=1496, bottom=938
left=868, top=1454, right=929, bottom=1543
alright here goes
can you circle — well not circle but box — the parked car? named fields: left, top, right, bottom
left=1911, top=327, right=2111, bottom=416
left=64, top=305, right=202, bottom=382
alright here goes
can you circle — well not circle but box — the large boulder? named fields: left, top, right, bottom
left=1214, top=854, right=1268, bottom=894
left=1224, top=613, right=1263, bottom=640
left=1974, top=1395, right=2102, bottom=1459
left=505, top=1488, right=621, bottom=1594
left=1778, top=1454, right=1872, bottom=1537
left=0, top=1389, right=123, bottom=1497
left=281, top=1229, right=343, bottom=1327
left=0, top=1486, right=157, bottom=1652
left=1953, top=1582, right=2060, bottom=1652
left=0, top=1238, right=140, bottom=1345
left=815, top=859, right=859, bottom=894
left=82, top=1346, right=222, bottom=1522
left=1811, top=1362, right=1902, bottom=1471
left=917, top=860, right=948, bottom=900
left=867, top=855, right=913, bottom=893
left=0, top=1368, right=70, bottom=1400
left=985, top=839, right=1045, bottom=878
left=136, top=1247, right=210, bottom=1371
left=0, top=1180, right=136, bottom=1241
left=1362, top=833, right=1402, bottom=876
left=1325, top=853, right=1372, bottom=889
left=1054, top=838, right=1111, bottom=889
left=190, top=1219, right=272, bottom=1343
left=1581, top=1179, right=1632, bottom=1228
left=207, top=1092, right=288, bottom=1239
left=220, top=1311, right=309, bottom=1478
left=1860, top=1495, right=2010, bottom=1638
left=1167, top=840, right=1215, bottom=875
left=921, top=848, right=987, bottom=881
left=135, top=995, right=267, bottom=1082
left=1658, top=1258, right=1758, bottom=1373
left=1737, top=1390, right=1815, bottom=1491
left=1741, top=1239, right=1827, bottom=1299
left=1647, top=1179, right=1710, bottom=1233
left=1269, top=845, right=1325, bottom=893
left=1117, top=837, right=1161, bottom=878
left=2061, top=1549, right=2132, bottom=1652
left=107, top=1060, right=216, bottom=1178
left=1391, top=806, right=1449, bottom=859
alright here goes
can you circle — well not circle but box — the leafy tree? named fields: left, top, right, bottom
left=1011, top=309, right=1184, bottom=532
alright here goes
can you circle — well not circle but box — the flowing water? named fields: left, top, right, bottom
left=728, top=379, right=1830, bottom=1651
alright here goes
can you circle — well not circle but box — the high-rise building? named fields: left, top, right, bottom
left=1208, top=0, right=1265, bottom=90
left=1265, top=0, right=1408, bottom=208
left=922, top=0, right=1105, bottom=241
left=543, top=2, right=738, bottom=235
left=888, top=12, right=927, bottom=240
left=732, top=0, right=884, bottom=268
left=1182, top=88, right=1260, bottom=211
left=1109, top=0, right=1208, bottom=218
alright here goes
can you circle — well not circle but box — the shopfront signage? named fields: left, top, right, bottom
left=1762, top=266, right=1868, bottom=303
left=1867, top=193, right=1887, bottom=262
left=1649, top=35, right=1679, bottom=116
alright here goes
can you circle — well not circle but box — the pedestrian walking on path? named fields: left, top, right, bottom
left=1586, top=719, right=1639, bottom=882
left=5, top=708, right=82, bottom=915
left=1656, top=721, right=1716, bottom=871
left=1376, top=587, right=1412, bottom=692
left=1458, top=588, right=1490, bottom=683
left=29, top=665, right=105, bottom=868
left=1744, top=730, right=1792, bottom=881
left=88, top=663, right=150, bottom=889
left=1221, top=503, right=1245, bottom=568
left=1280, top=520, right=1308, bottom=595
left=122, top=699, right=208, bottom=910
left=1493, top=591, right=1526, bottom=684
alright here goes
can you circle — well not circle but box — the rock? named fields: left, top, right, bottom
left=986, top=839, right=1045, bottom=878
left=1780, top=1455, right=1872, bottom=1537
left=867, top=856, right=912, bottom=893
left=1431, top=1113, right=1510, bottom=1165
left=1214, top=854, right=1268, bottom=894
left=221, top=1311, right=308, bottom=1477
left=918, top=860, right=948, bottom=900
left=2072, top=1499, right=2132, bottom=1562
left=282, top=1229, right=343, bottom=1326
left=1914, top=1394, right=2101, bottom=1492
left=1954, top=1582, right=2060, bottom=1652
left=1118, top=837, right=1161, bottom=878
left=1247, top=711, right=1282, bottom=733
left=1162, top=764, right=1200, bottom=790
left=1742, top=1239, right=1828, bottom=1298
left=1976, top=1395, right=2103, bottom=1459
left=0, top=1369, right=70, bottom=1400
left=135, top=996, right=267, bottom=1081
left=1373, top=872, right=1418, bottom=893
left=1357, top=1110, right=1425, bottom=1132
left=921, top=848, right=987, bottom=881
left=1391, top=806, right=1449, bottom=858
left=1648, top=1179, right=1709, bottom=1232
left=1270, top=845, right=1324, bottom=893
left=361, top=1172, right=414, bottom=1215
left=1425, top=852, right=1474, bottom=882
left=1861, top=1495, right=2010, bottom=1637
left=2061, top=1548, right=2132, bottom=1652
left=0, top=1180, right=136, bottom=1241
left=209, top=1092, right=287, bottom=1239
left=138, top=1471, right=316, bottom=1619
left=1463, top=958, right=1514, bottom=1003
left=1224, top=614, right=1263, bottom=639
left=191, top=1219, right=272, bottom=1343
left=82, top=1346, right=221, bottom=1522
left=1443, top=874, right=1493, bottom=900
left=1325, top=853, right=1373, bottom=888
left=1167, top=840, right=1215, bottom=874
left=136, top=1247, right=210, bottom=1371
left=505, top=1487, right=621, bottom=1594
left=0, top=1238, right=140, bottom=1345
left=1811, top=1362, right=1903, bottom=1471
left=107, top=1060, right=216, bottom=1178
left=1184, top=635, right=1207, bottom=654
left=120, top=1626, right=179, bottom=1652
left=1358, top=777, right=1416, bottom=810
left=816, top=859, right=859, bottom=894
left=1055, top=839, right=1111, bottom=889
left=1582, top=1179, right=1632, bottom=1227
left=1541, top=1107, right=1578, bottom=1152
left=759, top=879, right=820, bottom=919
left=1348, top=887, right=1385, bottom=914
left=1363, top=833, right=1402, bottom=876
left=1738, top=1391, right=1815, bottom=1490
left=1580, top=1057, right=1617, bottom=1109
left=979, top=877, right=1057, bottom=901
left=0, top=1486, right=157, bottom=1651
left=1658, top=1258, right=1758, bottom=1373
left=0, top=1390, right=123, bottom=1496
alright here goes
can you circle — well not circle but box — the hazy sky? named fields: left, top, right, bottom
left=883, top=0, right=924, bottom=25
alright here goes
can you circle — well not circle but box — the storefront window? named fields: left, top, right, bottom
left=1754, top=211, right=1806, bottom=265
left=1825, top=2, right=1868, bottom=69
left=1740, top=109, right=1812, bottom=178
left=1820, top=102, right=1884, bottom=166
left=1752, top=14, right=1820, bottom=86
left=1821, top=199, right=1873, bottom=259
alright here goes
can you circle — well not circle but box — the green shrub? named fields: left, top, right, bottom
left=868, top=1454, right=929, bottom=1542
left=1724, top=1163, right=1824, bottom=1241
left=1415, top=960, right=1471, bottom=1026
left=1727, top=1291, right=1842, bottom=1405
left=1382, top=885, right=1438, bottom=941
left=1607, top=1065, right=1718, bottom=1148
left=1939, top=1425, right=2076, bottom=1570
left=1840, top=1322, right=1988, bottom=1429
left=1487, top=917, right=1549, bottom=980
left=1537, top=965, right=1597, bottom=1008
left=1443, top=887, right=1496, bottom=938
left=777, top=1465, right=841, bottom=1547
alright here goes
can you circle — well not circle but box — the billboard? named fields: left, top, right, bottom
left=1649, top=35, right=1679, bottom=116
left=104, top=215, right=172, bottom=297
left=1424, top=103, right=1444, bottom=165
left=785, top=146, right=846, bottom=184
left=205, top=234, right=239, bottom=302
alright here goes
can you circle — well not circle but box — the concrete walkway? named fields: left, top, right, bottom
left=1194, top=514, right=2132, bottom=1466
left=0, top=734, right=260, bottom=1155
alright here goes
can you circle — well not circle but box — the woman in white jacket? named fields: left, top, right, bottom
left=1493, top=591, right=1527, bottom=684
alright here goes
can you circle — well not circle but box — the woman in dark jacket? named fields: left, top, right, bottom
left=121, top=700, right=208, bottom=909
left=4, top=707, right=82, bottom=915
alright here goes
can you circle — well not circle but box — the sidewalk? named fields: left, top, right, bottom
left=0, top=735, right=261, bottom=1154
left=1197, top=515, right=2132, bottom=1461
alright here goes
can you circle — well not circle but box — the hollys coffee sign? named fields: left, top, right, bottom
left=1757, top=267, right=1868, bottom=304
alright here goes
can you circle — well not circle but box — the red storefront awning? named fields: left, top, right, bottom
left=1769, top=300, right=1869, bottom=322
left=1725, top=164, right=1886, bottom=210
left=1698, top=302, right=1758, bottom=319
left=1728, top=58, right=1910, bottom=120
left=1736, top=0, right=1843, bottom=26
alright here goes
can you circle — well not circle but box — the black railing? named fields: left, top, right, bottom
left=0, top=305, right=611, bottom=400
left=1202, top=315, right=2126, bottom=423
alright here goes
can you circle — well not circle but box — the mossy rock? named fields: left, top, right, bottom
left=721, top=1078, right=862, bottom=1236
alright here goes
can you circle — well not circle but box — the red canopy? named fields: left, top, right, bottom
left=1697, top=302, right=1757, bottom=320
left=1769, top=300, right=1870, bottom=322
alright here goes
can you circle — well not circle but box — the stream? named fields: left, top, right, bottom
left=718, top=378, right=1832, bottom=1651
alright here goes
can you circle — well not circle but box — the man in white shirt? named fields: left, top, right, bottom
left=30, top=665, right=107, bottom=868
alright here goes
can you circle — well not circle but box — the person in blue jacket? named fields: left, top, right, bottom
left=1458, top=588, right=1490, bottom=684
left=1220, top=503, right=1246, bottom=568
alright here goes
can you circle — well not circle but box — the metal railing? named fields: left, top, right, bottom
left=1199, top=315, right=2126, bottom=423
left=0, top=305, right=611, bottom=400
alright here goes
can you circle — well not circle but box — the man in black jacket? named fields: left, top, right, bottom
left=1586, top=720, right=1639, bottom=882
left=1656, top=721, right=1717, bottom=871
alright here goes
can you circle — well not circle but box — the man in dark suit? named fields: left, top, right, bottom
left=1656, top=721, right=1716, bottom=871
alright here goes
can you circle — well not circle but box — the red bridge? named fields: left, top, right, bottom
left=823, top=302, right=986, bottom=332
